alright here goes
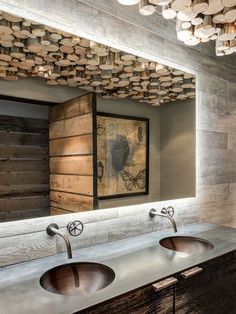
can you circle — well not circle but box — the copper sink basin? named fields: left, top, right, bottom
left=40, top=262, right=115, bottom=296
left=160, top=236, right=214, bottom=254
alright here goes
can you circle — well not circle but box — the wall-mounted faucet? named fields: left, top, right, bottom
left=149, top=206, right=178, bottom=233
left=46, top=221, right=84, bottom=259
left=46, top=223, right=73, bottom=259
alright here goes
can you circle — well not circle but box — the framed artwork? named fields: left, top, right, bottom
left=96, top=112, right=149, bottom=199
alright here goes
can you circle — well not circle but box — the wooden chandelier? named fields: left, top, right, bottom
left=117, top=0, right=236, bottom=56
left=0, top=11, right=195, bottom=105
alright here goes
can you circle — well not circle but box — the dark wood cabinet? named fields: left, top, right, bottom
left=175, top=251, right=236, bottom=314
left=78, top=283, right=174, bottom=314
left=78, top=251, right=236, bottom=314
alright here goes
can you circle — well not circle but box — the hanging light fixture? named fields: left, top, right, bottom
left=117, top=0, right=140, bottom=5
left=116, top=0, right=236, bottom=56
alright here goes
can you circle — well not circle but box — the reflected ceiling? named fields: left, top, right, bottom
left=0, top=11, right=195, bottom=106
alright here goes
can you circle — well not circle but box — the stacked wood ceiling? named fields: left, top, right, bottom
left=127, top=0, right=236, bottom=56
left=0, top=11, right=195, bottom=106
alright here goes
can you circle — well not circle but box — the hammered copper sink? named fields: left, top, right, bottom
left=40, top=262, right=115, bottom=296
left=160, top=236, right=214, bottom=254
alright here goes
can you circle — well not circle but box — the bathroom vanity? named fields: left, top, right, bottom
left=174, top=251, right=236, bottom=314
left=80, top=251, right=236, bottom=314
left=1, top=223, right=236, bottom=314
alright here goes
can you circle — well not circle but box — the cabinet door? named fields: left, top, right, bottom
left=78, top=283, right=174, bottom=314
left=175, top=251, right=236, bottom=314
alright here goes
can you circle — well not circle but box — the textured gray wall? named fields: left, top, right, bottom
left=0, top=0, right=235, bottom=267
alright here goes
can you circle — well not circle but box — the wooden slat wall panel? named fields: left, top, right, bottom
left=0, top=171, right=48, bottom=185
left=49, top=135, right=93, bottom=156
left=49, top=113, right=92, bottom=140
left=0, top=207, right=49, bottom=221
left=50, top=207, right=75, bottom=215
left=0, top=131, right=48, bottom=146
left=0, top=231, right=56, bottom=266
left=50, top=156, right=93, bottom=175
left=49, top=93, right=95, bottom=214
left=49, top=94, right=92, bottom=122
left=0, top=196, right=48, bottom=212
left=50, top=174, right=93, bottom=195
left=0, top=145, right=48, bottom=159
left=0, top=115, right=48, bottom=133
left=0, top=113, right=49, bottom=221
left=50, top=191, right=93, bottom=211
left=198, top=130, right=228, bottom=150
left=0, top=160, right=48, bottom=172
left=0, top=184, right=49, bottom=197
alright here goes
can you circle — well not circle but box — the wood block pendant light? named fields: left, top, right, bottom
left=117, top=0, right=236, bottom=56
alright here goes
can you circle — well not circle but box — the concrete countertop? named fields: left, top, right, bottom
left=1, top=222, right=236, bottom=314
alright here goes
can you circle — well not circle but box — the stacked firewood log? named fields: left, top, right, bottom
left=138, top=0, right=236, bottom=56
left=0, top=11, right=195, bottom=105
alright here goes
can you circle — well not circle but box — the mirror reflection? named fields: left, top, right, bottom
left=0, top=11, right=195, bottom=222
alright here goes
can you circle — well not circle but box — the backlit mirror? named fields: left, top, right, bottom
left=0, top=11, right=195, bottom=221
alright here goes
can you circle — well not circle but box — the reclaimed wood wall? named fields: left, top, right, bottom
left=0, top=0, right=235, bottom=267
left=49, top=93, right=95, bottom=215
left=0, top=114, right=49, bottom=221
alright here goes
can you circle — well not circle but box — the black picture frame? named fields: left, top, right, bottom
left=96, top=111, right=149, bottom=200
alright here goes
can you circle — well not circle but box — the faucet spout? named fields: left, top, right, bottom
left=149, top=208, right=178, bottom=233
left=46, top=224, right=73, bottom=259
left=158, top=213, right=177, bottom=233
